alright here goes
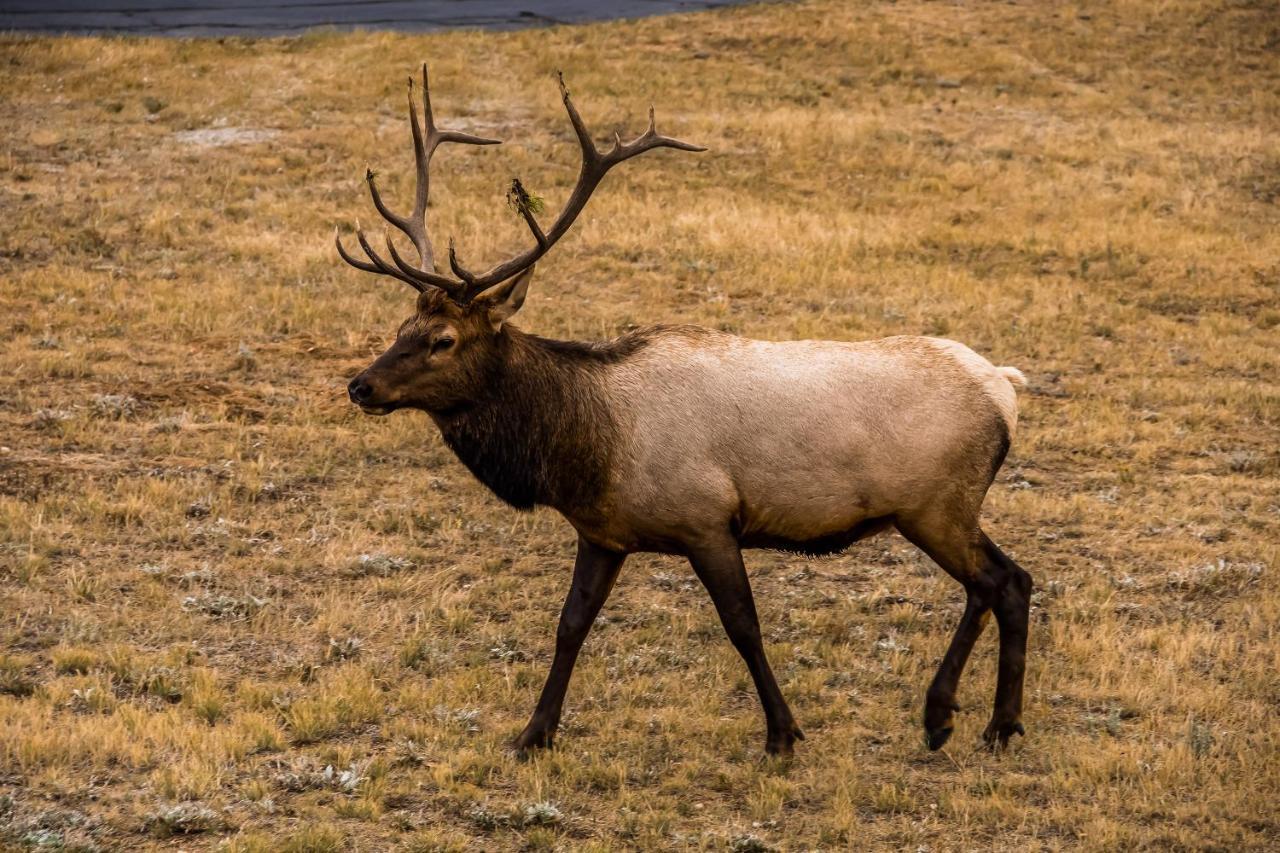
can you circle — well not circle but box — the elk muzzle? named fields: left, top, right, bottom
left=347, top=374, right=393, bottom=415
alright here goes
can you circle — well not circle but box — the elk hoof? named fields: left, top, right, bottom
left=924, top=698, right=960, bottom=751
left=926, top=724, right=955, bottom=751
left=511, top=726, right=555, bottom=756
left=981, top=719, right=1026, bottom=750
left=765, top=725, right=805, bottom=756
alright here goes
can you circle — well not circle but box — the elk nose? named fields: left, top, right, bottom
left=348, top=377, right=373, bottom=404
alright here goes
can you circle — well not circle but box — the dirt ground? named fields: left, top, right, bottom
left=1, top=0, right=1277, bottom=850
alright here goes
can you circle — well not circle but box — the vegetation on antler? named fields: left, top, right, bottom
left=506, top=177, right=546, bottom=217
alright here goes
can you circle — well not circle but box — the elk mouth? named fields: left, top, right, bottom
left=357, top=402, right=396, bottom=416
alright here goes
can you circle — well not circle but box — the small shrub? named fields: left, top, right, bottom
left=465, top=802, right=507, bottom=832
left=399, top=634, right=443, bottom=672
left=90, top=394, right=139, bottom=419
left=403, top=829, right=468, bottom=853
left=52, top=647, right=98, bottom=675
left=729, top=834, right=775, bottom=853
left=0, top=655, right=36, bottom=697
left=522, top=801, right=563, bottom=826
left=181, top=593, right=265, bottom=619
left=352, top=552, right=413, bottom=576
left=145, top=802, right=223, bottom=837
left=283, top=699, right=340, bottom=745
left=325, top=637, right=363, bottom=662
left=523, top=827, right=558, bottom=851
left=141, top=667, right=185, bottom=703
left=870, top=782, right=915, bottom=814
left=278, top=824, right=345, bottom=853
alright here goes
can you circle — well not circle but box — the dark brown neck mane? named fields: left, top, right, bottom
left=430, top=327, right=639, bottom=513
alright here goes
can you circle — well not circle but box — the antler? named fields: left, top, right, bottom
left=337, top=68, right=705, bottom=303
left=335, top=64, right=500, bottom=298
left=449, top=73, right=706, bottom=299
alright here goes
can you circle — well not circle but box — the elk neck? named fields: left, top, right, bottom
left=428, top=326, right=632, bottom=514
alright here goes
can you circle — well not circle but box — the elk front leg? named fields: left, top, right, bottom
left=688, top=539, right=803, bottom=756
left=513, top=536, right=625, bottom=753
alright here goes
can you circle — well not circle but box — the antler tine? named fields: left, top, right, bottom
left=426, top=65, right=504, bottom=149
left=334, top=227, right=384, bottom=275
left=448, top=238, right=479, bottom=287
left=384, top=232, right=465, bottom=297
left=605, top=103, right=708, bottom=163
left=338, top=64, right=499, bottom=293
left=557, top=71, right=602, bottom=166
left=408, top=65, right=502, bottom=253
left=354, top=224, right=429, bottom=292
left=335, top=226, right=426, bottom=292
left=454, top=72, right=705, bottom=298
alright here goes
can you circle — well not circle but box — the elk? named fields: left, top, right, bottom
left=337, top=66, right=1032, bottom=756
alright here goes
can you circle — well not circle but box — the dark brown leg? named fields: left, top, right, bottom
left=898, top=517, right=1031, bottom=751
left=687, top=539, right=803, bottom=756
left=923, top=591, right=990, bottom=749
left=981, top=535, right=1032, bottom=748
left=513, top=536, right=625, bottom=753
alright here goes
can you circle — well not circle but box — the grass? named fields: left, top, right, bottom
left=1, top=0, right=1277, bottom=849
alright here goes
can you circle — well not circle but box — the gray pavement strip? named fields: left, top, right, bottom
left=0, top=0, right=764, bottom=36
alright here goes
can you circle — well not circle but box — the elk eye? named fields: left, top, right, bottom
left=431, top=337, right=455, bottom=355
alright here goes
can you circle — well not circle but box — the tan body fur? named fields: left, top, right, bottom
left=576, top=330, right=1023, bottom=556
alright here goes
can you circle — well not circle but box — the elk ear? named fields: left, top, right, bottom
left=476, top=265, right=535, bottom=331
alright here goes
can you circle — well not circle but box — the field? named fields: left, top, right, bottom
left=1, top=0, right=1278, bottom=849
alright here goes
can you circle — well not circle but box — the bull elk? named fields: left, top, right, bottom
left=336, top=66, right=1033, bottom=756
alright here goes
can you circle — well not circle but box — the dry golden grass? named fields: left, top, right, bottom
left=1, top=0, right=1278, bottom=849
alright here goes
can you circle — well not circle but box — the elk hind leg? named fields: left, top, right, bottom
left=896, top=509, right=1011, bottom=750
left=980, top=534, right=1033, bottom=748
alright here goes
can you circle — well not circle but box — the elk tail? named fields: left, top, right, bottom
left=997, top=366, right=1027, bottom=390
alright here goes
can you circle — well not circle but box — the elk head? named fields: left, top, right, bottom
left=338, top=65, right=704, bottom=416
